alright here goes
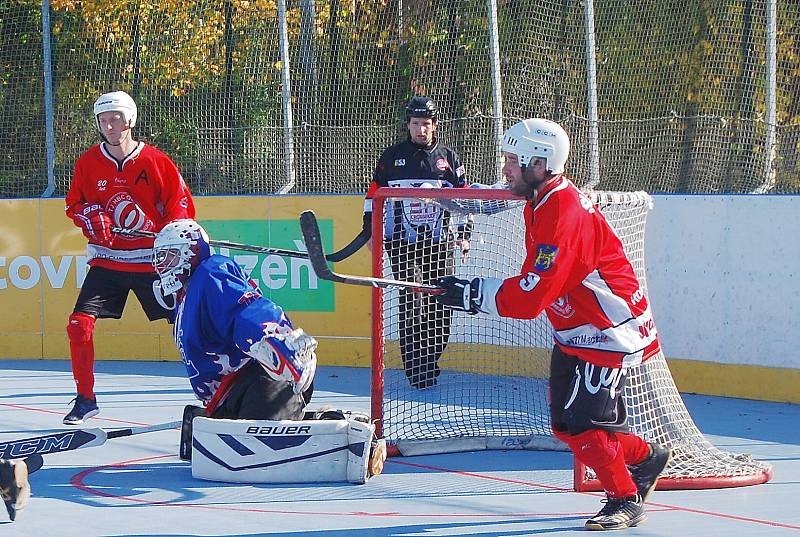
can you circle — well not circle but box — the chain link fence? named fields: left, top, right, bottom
left=1, top=0, right=798, bottom=198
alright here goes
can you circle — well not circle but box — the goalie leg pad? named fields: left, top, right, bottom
left=191, top=416, right=377, bottom=484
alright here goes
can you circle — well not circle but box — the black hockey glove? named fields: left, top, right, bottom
left=433, top=276, right=484, bottom=315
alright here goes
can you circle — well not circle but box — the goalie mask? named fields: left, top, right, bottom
left=153, top=219, right=211, bottom=295
left=93, top=91, right=138, bottom=133
left=502, top=118, right=570, bottom=174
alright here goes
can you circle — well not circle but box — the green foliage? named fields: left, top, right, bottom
left=1, top=0, right=798, bottom=196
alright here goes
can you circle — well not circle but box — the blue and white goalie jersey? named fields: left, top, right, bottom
left=173, top=255, right=293, bottom=403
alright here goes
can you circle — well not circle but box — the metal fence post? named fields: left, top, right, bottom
left=487, top=0, right=504, bottom=183
left=277, top=0, right=296, bottom=194
left=583, top=0, right=600, bottom=190
left=40, top=0, right=56, bottom=197
left=756, top=0, right=777, bottom=193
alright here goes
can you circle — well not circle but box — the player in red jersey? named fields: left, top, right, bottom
left=434, top=118, right=671, bottom=531
left=63, top=90, right=195, bottom=425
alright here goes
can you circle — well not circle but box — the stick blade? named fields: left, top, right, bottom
left=22, top=454, right=44, bottom=474
left=299, top=210, right=444, bottom=294
left=299, top=210, right=337, bottom=281
left=0, top=429, right=107, bottom=458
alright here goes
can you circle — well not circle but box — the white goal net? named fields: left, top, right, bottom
left=370, top=186, right=772, bottom=490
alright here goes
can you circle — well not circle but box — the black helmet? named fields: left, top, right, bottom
left=405, top=96, right=437, bottom=122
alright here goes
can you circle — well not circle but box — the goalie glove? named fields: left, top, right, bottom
left=248, top=328, right=318, bottom=394
left=72, top=203, right=113, bottom=245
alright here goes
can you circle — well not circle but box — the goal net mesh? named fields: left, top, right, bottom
left=372, top=187, right=772, bottom=489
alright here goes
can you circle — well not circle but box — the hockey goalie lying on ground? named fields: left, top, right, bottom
left=152, top=219, right=385, bottom=484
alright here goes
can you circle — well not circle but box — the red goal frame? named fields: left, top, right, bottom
left=368, top=186, right=773, bottom=492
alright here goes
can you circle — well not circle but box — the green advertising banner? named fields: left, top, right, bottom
left=0, top=195, right=372, bottom=364
left=201, top=218, right=335, bottom=312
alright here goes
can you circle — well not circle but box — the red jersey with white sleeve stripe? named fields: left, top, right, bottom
left=488, top=175, right=660, bottom=368
left=65, top=142, right=195, bottom=273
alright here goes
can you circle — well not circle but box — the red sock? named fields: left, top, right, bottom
left=70, top=340, right=95, bottom=399
left=559, top=428, right=638, bottom=498
left=615, top=432, right=650, bottom=465
left=67, top=313, right=96, bottom=399
left=592, top=442, right=638, bottom=498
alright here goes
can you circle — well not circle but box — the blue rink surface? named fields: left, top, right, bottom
left=0, top=359, right=798, bottom=537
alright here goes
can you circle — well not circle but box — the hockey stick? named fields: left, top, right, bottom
left=111, top=226, right=367, bottom=262
left=299, top=210, right=444, bottom=294
left=0, top=421, right=180, bottom=459
left=325, top=227, right=369, bottom=262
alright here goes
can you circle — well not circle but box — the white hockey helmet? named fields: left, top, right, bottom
left=501, top=118, right=570, bottom=174
left=153, top=219, right=211, bottom=295
left=93, top=91, right=138, bottom=132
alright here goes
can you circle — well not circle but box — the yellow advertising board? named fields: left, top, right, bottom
left=0, top=196, right=372, bottom=366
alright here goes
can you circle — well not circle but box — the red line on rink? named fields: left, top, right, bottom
left=391, top=459, right=800, bottom=530
left=69, top=454, right=799, bottom=530
left=70, top=454, right=578, bottom=518
left=0, top=402, right=154, bottom=427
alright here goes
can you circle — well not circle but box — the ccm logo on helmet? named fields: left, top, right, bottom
left=245, top=425, right=311, bottom=435
left=535, top=128, right=557, bottom=137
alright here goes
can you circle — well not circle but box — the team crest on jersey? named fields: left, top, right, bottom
left=394, top=159, right=406, bottom=167
left=106, top=191, right=155, bottom=236
left=534, top=244, right=558, bottom=271
left=435, top=158, right=449, bottom=171
left=548, top=295, right=575, bottom=318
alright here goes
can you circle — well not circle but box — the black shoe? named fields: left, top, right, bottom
left=0, top=459, right=32, bottom=521
left=629, top=443, right=672, bottom=502
left=410, top=376, right=438, bottom=389
left=585, top=495, right=646, bottom=531
left=407, top=366, right=439, bottom=389
left=63, top=395, right=99, bottom=425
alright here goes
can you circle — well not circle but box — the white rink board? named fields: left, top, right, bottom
left=646, top=194, right=799, bottom=368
